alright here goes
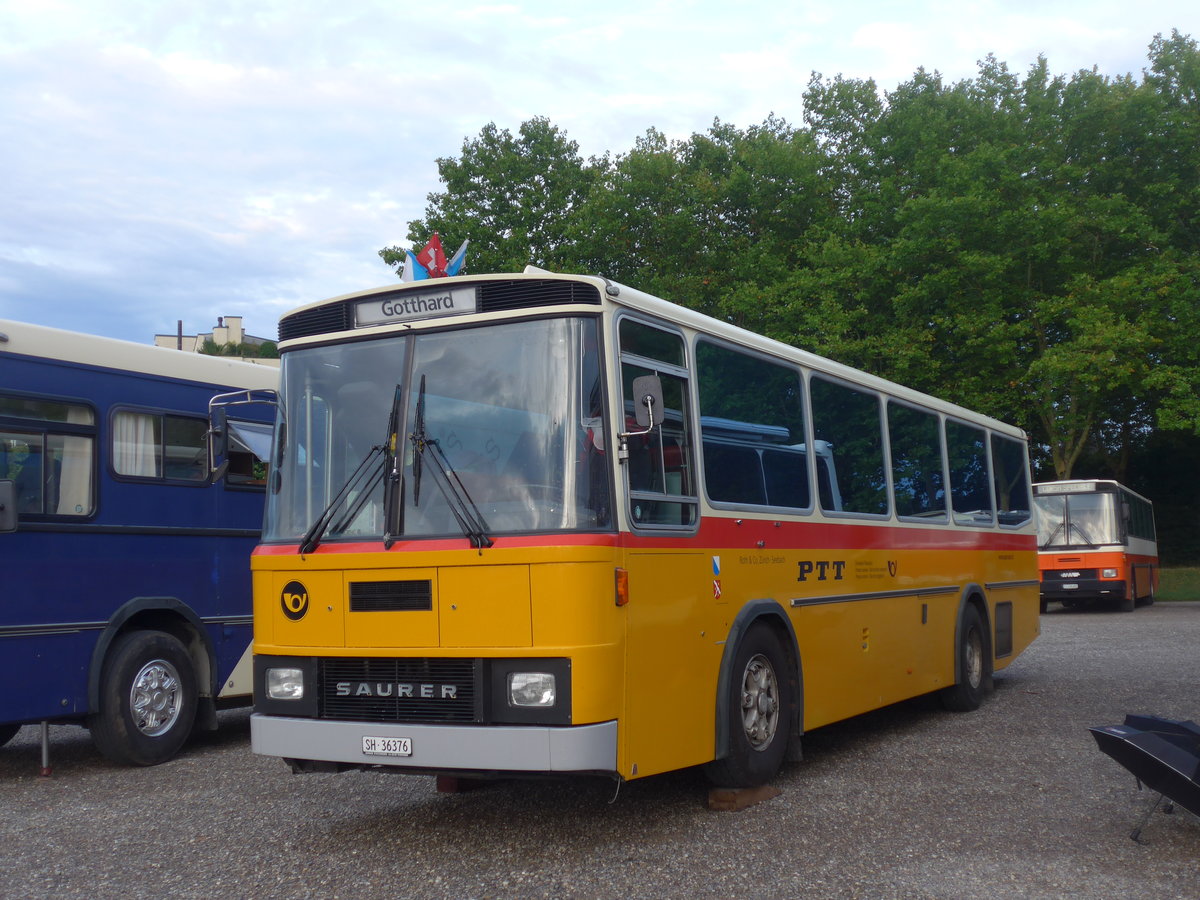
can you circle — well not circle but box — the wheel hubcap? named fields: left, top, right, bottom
left=739, top=653, right=780, bottom=750
left=129, top=658, right=183, bottom=737
left=965, top=629, right=984, bottom=689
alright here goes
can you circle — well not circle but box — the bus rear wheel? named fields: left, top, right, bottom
left=705, top=622, right=792, bottom=788
left=89, top=631, right=197, bottom=766
left=939, top=604, right=989, bottom=712
left=0, top=723, right=20, bottom=747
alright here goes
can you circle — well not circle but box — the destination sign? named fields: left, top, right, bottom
left=355, top=286, right=478, bottom=327
left=1036, top=481, right=1099, bottom=494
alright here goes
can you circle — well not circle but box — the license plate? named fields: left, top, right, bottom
left=1063, top=584, right=1078, bottom=590
left=362, top=735, right=412, bottom=757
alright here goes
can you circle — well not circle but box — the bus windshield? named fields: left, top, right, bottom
left=1034, top=491, right=1120, bottom=549
left=265, top=316, right=611, bottom=542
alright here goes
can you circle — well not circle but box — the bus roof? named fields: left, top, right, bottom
left=276, top=268, right=1028, bottom=441
left=0, top=319, right=278, bottom=391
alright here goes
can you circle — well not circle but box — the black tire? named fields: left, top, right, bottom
left=940, top=604, right=990, bottom=712
left=705, top=623, right=793, bottom=788
left=88, top=631, right=197, bottom=766
left=0, top=722, right=20, bottom=747
left=1119, top=591, right=1135, bottom=613
left=1039, top=597, right=1048, bottom=615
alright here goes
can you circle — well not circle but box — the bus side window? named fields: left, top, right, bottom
left=888, top=402, right=946, bottom=520
left=114, top=410, right=207, bottom=483
left=703, top=440, right=766, bottom=505
left=619, top=318, right=697, bottom=527
left=695, top=339, right=807, bottom=511
left=946, top=420, right=993, bottom=525
left=0, top=396, right=95, bottom=516
left=810, top=376, right=887, bottom=516
left=990, top=433, right=1031, bottom=526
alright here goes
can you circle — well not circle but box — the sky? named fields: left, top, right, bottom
left=1, top=1, right=1196, bottom=345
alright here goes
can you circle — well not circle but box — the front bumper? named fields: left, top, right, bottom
left=250, top=713, right=618, bottom=775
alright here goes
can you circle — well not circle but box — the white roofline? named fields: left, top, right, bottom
left=0, top=319, right=278, bottom=391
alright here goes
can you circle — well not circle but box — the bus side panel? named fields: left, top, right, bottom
left=0, top=632, right=93, bottom=723
left=1, top=527, right=259, bottom=724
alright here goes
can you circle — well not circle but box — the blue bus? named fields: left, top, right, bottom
left=0, top=320, right=276, bottom=765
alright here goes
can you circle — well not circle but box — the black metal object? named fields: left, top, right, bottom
left=1090, top=714, right=1200, bottom=842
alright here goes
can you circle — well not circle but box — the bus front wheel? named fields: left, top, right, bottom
left=0, top=723, right=20, bottom=748
left=89, top=631, right=198, bottom=766
left=940, top=605, right=989, bottom=712
left=705, top=622, right=792, bottom=788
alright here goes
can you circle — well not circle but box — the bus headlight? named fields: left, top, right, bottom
left=266, top=667, right=306, bottom=700
left=1101, top=568, right=1118, bottom=579
left=509, top=672, right=556, bottom=707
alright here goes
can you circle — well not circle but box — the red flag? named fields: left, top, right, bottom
left=416, top=233, right=448, bottom=277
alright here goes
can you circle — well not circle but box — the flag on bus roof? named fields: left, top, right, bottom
left=400, top=234, right=469, bottom=281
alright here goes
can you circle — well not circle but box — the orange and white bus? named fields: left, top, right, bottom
left=1033, top=480, right=1158, bottom=613
left=243, top=267, right=1039, bottom=788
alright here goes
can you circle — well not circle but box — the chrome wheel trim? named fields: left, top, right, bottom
left=129, top=658, right=183, bottom=737
left=739, top=653, right=780, bottom=750
left=964, top=628, right=984, bottom=690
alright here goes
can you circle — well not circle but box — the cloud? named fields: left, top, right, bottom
left=0, top=0, right=1195, bottom=342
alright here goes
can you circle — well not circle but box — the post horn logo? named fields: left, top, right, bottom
left=281, top=581, right=310, bottom=620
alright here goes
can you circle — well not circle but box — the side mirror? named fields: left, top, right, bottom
left=631, top=375, right=665, bottom=428
left=0, top=479, right=17, bottom=533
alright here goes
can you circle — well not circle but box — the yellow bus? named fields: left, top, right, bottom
left=246, top=268, right=1039, bottom=788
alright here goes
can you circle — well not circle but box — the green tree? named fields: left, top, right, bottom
left=566, top=117, right=829, bottom=320
left=381, top=117, right=601, bottom=275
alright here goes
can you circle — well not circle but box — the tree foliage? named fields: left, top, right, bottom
left=383, top=31, right=1200, bottom=495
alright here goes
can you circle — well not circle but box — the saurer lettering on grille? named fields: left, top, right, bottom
left=335, top=681, right=458, bottom=699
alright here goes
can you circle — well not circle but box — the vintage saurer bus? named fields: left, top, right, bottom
left=246, top=268, right=1039, bottom=788
left=0, top=320, right=275, bottom=766
left=1033, top=479, right=1158, bottom=613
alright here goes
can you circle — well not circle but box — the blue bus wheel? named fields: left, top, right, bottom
left=89, top=631, right=198, bottom=766
left=0, top=723, right=19, bottom=748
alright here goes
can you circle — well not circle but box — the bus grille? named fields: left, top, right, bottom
left=278, top=303, right=353, bottom=341
left=1044, top=568, right=1098, bottom=581
left=349, top=580, right=433, bottom=611
left=278, top=279, right=602, bottom=341
left=318, top=658, right=479, bottom=723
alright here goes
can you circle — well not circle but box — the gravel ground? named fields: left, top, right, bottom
left=2, top=603, right=1198, bottom=900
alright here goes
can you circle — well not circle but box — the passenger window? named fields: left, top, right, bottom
left=113, top=410, right=207, bottom=482
left=810, top=377, right=887, bottom=516
left=946, top=420, right=993, bottom=525
left=696, top=340, right=809, bottom=510
left=990, top=434, right=1030, bottom=526
left=0, top=395, right=95, bottom=516
left=888, top=402, right=946, bottom=520
left=619, top=319, right=696, bottom=527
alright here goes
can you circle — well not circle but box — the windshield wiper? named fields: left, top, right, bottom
left=1067, top=522, right=1099, bottom=548
left=298, top=444, right=385, bottom=554
left=1039, top=521, right=1066, bottom=550
left=409, top=374, right=493, bottom=550
left=383, top=383, right=405, bottom=549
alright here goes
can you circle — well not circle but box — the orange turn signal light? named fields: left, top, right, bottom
left=615, top=567, right=629, bottom=607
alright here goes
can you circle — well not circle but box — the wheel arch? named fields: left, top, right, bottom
left=712, top=598, right=803, bottom=762
left=87, top=598, right=217, bottom=719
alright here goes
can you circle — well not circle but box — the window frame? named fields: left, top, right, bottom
left=0, top=390, right=98, bottom=519
left=108, top=405, right=211, bottom=487
left=616, top=313, right=699, bottom=535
